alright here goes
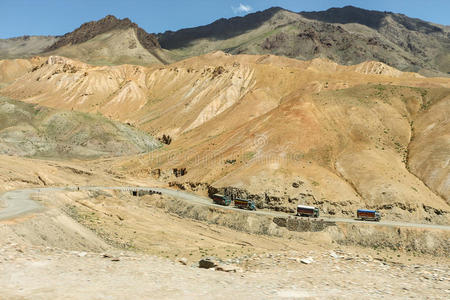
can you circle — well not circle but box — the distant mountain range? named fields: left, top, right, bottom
left=1, top=6, right=449, bottom=76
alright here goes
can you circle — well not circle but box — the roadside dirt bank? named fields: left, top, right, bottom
left=62, top=190, right=450, bottom=257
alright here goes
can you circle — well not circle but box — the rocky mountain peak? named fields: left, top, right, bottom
left=299, top=6, right=388, bottom=29
left=46, top=15, right=160, bottom=52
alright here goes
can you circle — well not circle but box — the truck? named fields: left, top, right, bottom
left=212, top=193, right=232, bottom=206
left=357, top=209, right=381, bottom=222
left=234, top=198, right=256, bottom=211
left=296, top=205, right=320, bottom=218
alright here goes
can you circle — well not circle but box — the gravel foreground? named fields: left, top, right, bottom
left=1, top=242, right=449, bottom=299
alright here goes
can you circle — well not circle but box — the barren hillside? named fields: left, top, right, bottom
left=0, top=35, right=58, bottom=59
left=159, top=6, right=450, bottom=76
left=0, top=15, right=173, bottom=66
left=1, top=6, right=448, bottom=76
left=0, top=53, right=448, bottom=223
left=0, top=96, right=160, bottom=158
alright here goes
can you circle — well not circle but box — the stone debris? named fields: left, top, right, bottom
left=0, top=244, right=449, bottom=299
left=329, top=251, right=339, bottom=259
left=215, top=264, right=241, bottom=273
left=300, top=257, right=314, bottom=264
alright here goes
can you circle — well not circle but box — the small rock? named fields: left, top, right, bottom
left=345, top=257, right=353, bottom=261
left=102, top=254, right=111, bottom=258
left=111, top=257, right=120, bottom=262
left=329, top=251, right=339, bottom=259
left=199, top=257, right=218, bottom=269
left=178, top=258, right=188, bottom=265
left=300, top=257, right=314, bottom=264
left=78, top=252, right=87, bottom=257
left=215, top=264, right=240, bottom=273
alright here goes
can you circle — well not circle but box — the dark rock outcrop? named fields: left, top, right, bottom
left=157, top=6, right=450, bottom=75
left=158, top=7, right=283, bottom=49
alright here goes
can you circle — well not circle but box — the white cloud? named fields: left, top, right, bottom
left=232, top=3, right=253, bottom=14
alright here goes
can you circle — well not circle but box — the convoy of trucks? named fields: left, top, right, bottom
left=210, top=194, right=381, bottom=221
left=211, top=194, right=256, bottom=211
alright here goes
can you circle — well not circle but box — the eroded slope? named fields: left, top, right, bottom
left=0, top=53, right=448, bottom=223
left=0, top=96, right=160, bottom=158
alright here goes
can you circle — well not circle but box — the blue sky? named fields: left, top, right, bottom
left=1, top=0, right=449, bottom=38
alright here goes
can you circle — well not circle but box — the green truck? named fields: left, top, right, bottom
left=212, top=194, right=232, bottom=206
left=212, top=194, right=256, bottom=211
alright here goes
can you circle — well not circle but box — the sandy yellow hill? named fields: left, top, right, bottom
left=44, top=28, right=174, bottom=66
left=0, top=53, right=449, bottom=223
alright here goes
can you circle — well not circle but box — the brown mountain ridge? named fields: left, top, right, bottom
left=0, top=6, right=448, bottom=76
left=159, top=6, right=450, bottom=76
left=46, top=15, right=160, bottom=52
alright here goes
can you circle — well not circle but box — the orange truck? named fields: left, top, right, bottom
left=234, top=198, right=256, bottom=211
left=357, top=209, right=381, bottom=221
left=296, top=205, right=320, bottom=218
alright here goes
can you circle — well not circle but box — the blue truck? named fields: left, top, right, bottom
left=234, top=198, right=256, bottom=211
left=357, top=209, right=381, bottom=222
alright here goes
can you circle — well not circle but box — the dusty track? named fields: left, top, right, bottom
left=1, top=186, right=449, bottom=231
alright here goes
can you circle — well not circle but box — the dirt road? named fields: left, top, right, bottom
left=1, top=186, right=449, bottom=231
left=1, top=186, right=449, bottom=299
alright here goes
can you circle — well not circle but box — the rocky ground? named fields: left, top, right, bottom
left=0, top=153, right=448, bottom=299
left=0, top=241, right=448, bottom=299
left=1, top=187, right=449, bottom=299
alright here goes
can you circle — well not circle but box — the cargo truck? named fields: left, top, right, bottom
left=296, top=205, right=320, bottom=218
left=234, top=198, right=256, bottom=211
left=357, top=209, right=381, bottom=221
left=212, top=193, right=232, bottom=206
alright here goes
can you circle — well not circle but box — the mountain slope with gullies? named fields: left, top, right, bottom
left=158, top=6, right=450, bottom=76
left=0, top=53, right=449, bottom=223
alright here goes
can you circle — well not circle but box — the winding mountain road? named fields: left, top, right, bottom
left=1, top=186, right=449, bottom=231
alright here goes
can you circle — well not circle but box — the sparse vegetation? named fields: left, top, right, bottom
left=158, top=134, right=172, bottom=145
left=0, top=97, right=160, bottom=158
